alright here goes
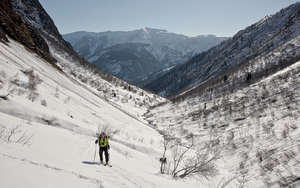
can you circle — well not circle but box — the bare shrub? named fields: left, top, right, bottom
left=16, top=130, right=34, bottom=146
left=262, top=122, right=274, bottom=135
left=0, top=125, right=34, bottom=147
left=10, top=76, right=21, bottom=86
left=17, top=88, right=26, bottom=96
left=41, top=116, right=60, bottom=126
left=7, top=124, right=21, bottom=141
left=41, top=99, right=47, bottom=107
left=69, top=69, right=77, bottom=77
left=160, top=129, right=176, bottom=174
left=281, top=124, right=290, bottom=139
left=137, top=137, right=144, bottom=143
left=0, top=125, right=6, bottom=140
left=216, top=174, right=244, bottom=188
left=260, top=148, right=300, bottom=187
left=175, top=144, right=220, bottom=179
left=0, top=94, right=9, bottom=100
left=27, top=91, right=39, bottom=102
left=0, top=83, right=18, bottom=100
left=96, top=123, right=119, bottom=138
left=0, top=70, right=7, bottom=78
left=171, top=136, right=195, bottom=177
left=124, top=150, right=132, bottom=158
left=64, top=97, right=71, bottom=103
left=78, top=74, right=89, bottom=83
left=227, top=131, right=235, bottom=143
left=277, top=175, right=300, bottom=188
left=27, top=69, right=42, bottom=91
left=289, top=123, right=298, bottom=131
left=54, top=85, right=59, bottom=98
left=121, top=98, right=128, bottom=103
left=179, top=125, right=188, bottom=136
left=25, top=69, right=42, bottom=102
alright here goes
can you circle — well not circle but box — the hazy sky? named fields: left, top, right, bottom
left=39, top=0, right=299, bottom=37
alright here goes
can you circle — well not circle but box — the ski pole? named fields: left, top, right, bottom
left=108, top=146, right=110, bottom=163
left=93, top=144, right=97, bottom=163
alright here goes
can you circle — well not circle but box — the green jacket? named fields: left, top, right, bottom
left=95, top=136, right=109, bottom=148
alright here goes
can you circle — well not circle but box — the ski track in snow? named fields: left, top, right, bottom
left=0, top=153, right=103, bottom=187
left=103, top=164, right=157, bottom=188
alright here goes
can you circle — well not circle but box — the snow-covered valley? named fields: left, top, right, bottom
left=1, top=0, right=300, bottom=187
left=0, top=40, right=192, bottom=188
left=2, top=36, right=300, bottom=188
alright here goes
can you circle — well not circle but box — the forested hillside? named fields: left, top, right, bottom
left=145, top=3, right=300, bottom=98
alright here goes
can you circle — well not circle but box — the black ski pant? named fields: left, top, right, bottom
left=99, top=146, right=109, bottom=162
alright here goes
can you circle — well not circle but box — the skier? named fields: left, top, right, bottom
left=95, top=132, right=110, bottom=166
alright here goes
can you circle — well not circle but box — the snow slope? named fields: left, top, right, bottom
left=0, top=40, right=199, bottom=188
left=146, top=58, right=300, bottom=187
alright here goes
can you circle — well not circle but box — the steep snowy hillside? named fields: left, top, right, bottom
left=146, top=2, right=300, bottom=97
left=145, top=58, right=300, bottom=188
left=0, top=39, right=192, bottom=188
left=63, top=28, right=228, bottom=84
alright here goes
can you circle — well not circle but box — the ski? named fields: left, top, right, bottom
left=99, top=162, right=112, bottom=167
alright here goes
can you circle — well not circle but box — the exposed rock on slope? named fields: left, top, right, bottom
left=0, top=0, right=56, bottom=64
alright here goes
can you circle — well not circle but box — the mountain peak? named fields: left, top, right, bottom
left=141, top=27, right=168, bottom=33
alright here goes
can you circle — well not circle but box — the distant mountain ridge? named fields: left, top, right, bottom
left=63, top=28, right=228, bottom=84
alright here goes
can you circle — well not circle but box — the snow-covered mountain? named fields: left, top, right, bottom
left=63, top=29, right=228, bottom=84
left=145, top=2, right=300, bottom=97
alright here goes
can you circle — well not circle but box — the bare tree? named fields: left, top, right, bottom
left=175, top=144, right=220, bottom=179
left=26, top=69, right=42, bottom=102
left=160, top=129, right=176, bottom=174
left=16, top=130, right=34, bottom=146
left=1, top=125, right=34, bottom=147
left=41, top=116, right=60, bottom=126
left=96, top=123, right=119, bottom=138
left=0, top=125, right=6, bottom=140
left=7, top=125, right=21, bottom=141
left=171, top=134, right=195, bottom=177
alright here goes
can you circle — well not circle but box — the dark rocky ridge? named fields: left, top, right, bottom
left=0, top=0, right=56, bottom=65
left=11, top=0, right=73, bottom=51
